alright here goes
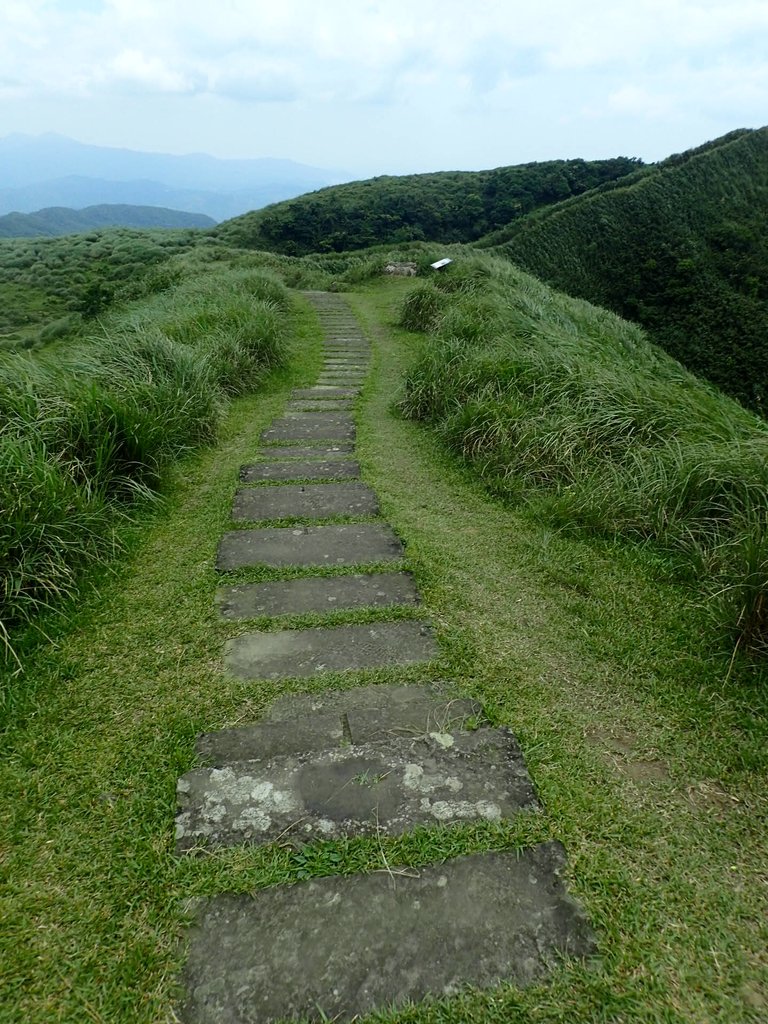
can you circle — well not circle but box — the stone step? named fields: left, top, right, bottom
left=216, top=523, right=405, bottom=570
left=290, top=387, right=358, bottom=399
left=261, top=413, right=355, bottom=442
left=231, top=483, right=379, bottom=523
left=316, top=378, right=365, bottom=387
left=261, top=681, right=463, bottom=723
left=216, top=571, right=419, bottom=619
left=240, top=460, right=360, bottom=482
left=284, top=400, right=354, bottom=412
left=224, top=619, right=438, bottom=680
left=180, top=843, right=594, bottom=1023
left=195, top=695, right=482, bottom=763
left=256, top=444, right=355, bottom=458
left=175, top=726, right=537, bottom=851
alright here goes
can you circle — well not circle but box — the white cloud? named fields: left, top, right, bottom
left=0, top=0, right=765, bottom=168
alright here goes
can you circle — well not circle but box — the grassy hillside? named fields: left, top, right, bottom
left=0, top=204, right=214, bottom=238
left=486, top=127, right=768, bottom=413
left=214, top=157, right=641, bottom=255
left=0, top=227, right=205, bottom=350
left=393, top=253, right=768, bottom=658
left=1, top=256, right=290, bottom=669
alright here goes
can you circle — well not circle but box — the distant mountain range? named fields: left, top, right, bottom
left=0, top=134, right=342, bottom=221
left=0, top=204, right=215, bottom=238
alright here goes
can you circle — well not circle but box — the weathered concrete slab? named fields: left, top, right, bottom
left=317, top=377, right=365, bottom=386
left=224, top=620, right=438, bottom=679
left=176, top=727, right=536, bottom=851
left=284, top=400, right=354, bottom=412
left=263, top=681, right=463, bottom=723
left=240, top=460, right=360, bottom=483
left=261, top=413, right=355, bottom=442
left=256, top=444, right=354, bottom=458
left=196, top=696, right=482, bottom=763
left=216, top=523, right=404, bottom=570
left=231, top=482, right=378, bottom=522
left=180, top=843, right=594, bottom=1023
left=216, top=571, right=419, bottom=619
left=291, top=387, right=358, bottom=399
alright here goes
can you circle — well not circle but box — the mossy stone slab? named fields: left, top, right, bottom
left=175, top=727, right=536, bottom=850
left=195, top=696, right=482, bottom=764
left=261, top=413, right=355, bottom=442
left=231, top=482, right=378, bottom=522
left=290, top=388, right=359, bottom=399
left=216, top=570, right=418, bottom=619
left=180, top=843, right=595, bottom=1023
left=223, top=619, right=437, bottom=679
left=216, top=523, right=404, bottom=570
left=240, top=460, right=360, bottom=482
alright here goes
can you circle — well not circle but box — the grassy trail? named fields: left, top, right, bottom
left=2, top=284, right=766, bottom=1022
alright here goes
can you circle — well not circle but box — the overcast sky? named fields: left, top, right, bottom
left=1, top=0, right=766, bottom=176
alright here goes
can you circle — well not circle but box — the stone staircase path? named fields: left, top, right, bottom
left=175, top=292, right=595, bottom=1022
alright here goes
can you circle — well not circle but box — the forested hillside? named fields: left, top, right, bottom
left=0, top=204, right=214, bottom=238
left=487, top=127, right=768, bottom=413
left=214, top=157, right=641, bottom=255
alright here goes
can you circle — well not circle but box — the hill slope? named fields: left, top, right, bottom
left=0, top=204, right=215, bottom=238
left=486, top=127, right=768, bottom=412
left=214, top=157, right=642, bottom=254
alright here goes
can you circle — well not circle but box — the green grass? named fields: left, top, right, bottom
left=2, top=283, right=766, bottom=1022
left=395, top=255, right=768, bottom=657
left=0, top=264, right=291, bottom=668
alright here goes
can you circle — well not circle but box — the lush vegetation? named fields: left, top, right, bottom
left=0, top=227, right=207, bottom=350
left=485, top=127, right=768, bottom=413
left=214, top=158, right=642, bottom=255
left=1, top=259, right=290, bottom=669
left=396, top=254, right=768, bottom=657
left=0, top=204, right=214, bottom=239
left=3, top=287, right=765, bottom=1023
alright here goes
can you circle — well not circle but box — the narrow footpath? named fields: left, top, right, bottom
left=175, top=293, right=595, bottom=1022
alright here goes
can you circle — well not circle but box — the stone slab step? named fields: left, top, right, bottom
left=216, top=523, right=404, bottom=570
left=240, top=460, right=360, bottom=482
left=175, top=727, right=537, bottom=851
left=195, top=696, right=482, bottom=764
left=216, top=570, right=419, bottom=619
left=317, top=378, right=365, bottom=388
left=224, top=620, right=438, bottom=680
left=291, top=387, right=358, bottom=399
left=256, top=444, right=355, bottom=458
left=231, top=483, right=379, bottom=523
left=261, top=413, right=355, bottom=442
left=180, top=842, right=594, bottom=1023
left=284, top=400, right=354, bottom=412
left=262, top=681, right=463, bottom=723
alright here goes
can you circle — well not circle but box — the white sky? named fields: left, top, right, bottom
left=1, top=0, right=766, bottom=175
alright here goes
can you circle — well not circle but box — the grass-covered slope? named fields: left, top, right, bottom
left=0, top=228, right=206, bottom=350
left=397, top=255, right=768, bottom=656
left=214, top=157, right=641, bottom=255
left=0, top=204, right=215, bottom=238
left=0, top=259, right=290, bottom=667
left=486, top=127, right=768, bottom=412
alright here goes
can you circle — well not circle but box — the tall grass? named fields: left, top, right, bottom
left=398, top=256, right=768, bottom=656
left=1, top=267, right=289, bottom=668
